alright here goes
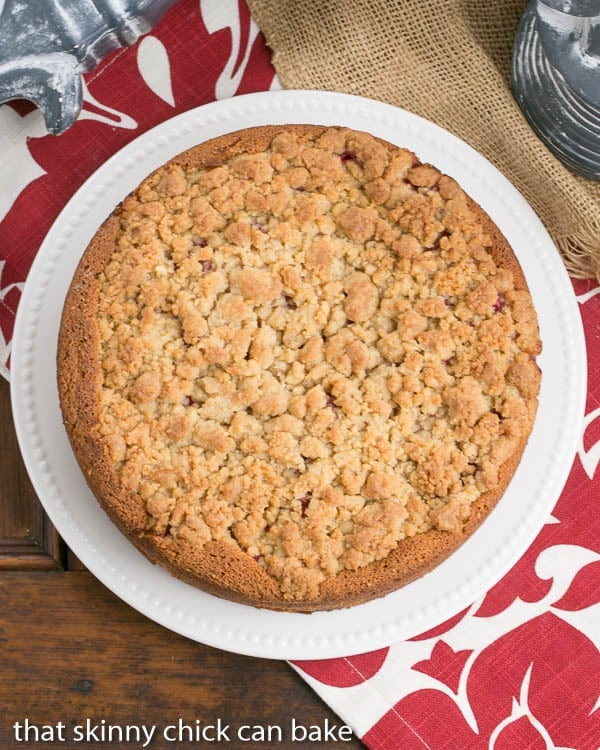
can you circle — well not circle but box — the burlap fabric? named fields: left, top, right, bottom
left=247, top=0, right=600, bottom=280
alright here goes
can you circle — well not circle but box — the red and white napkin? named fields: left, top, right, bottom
left=1, top=2, right=598, bottom=747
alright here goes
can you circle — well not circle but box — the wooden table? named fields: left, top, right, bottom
left=0, top=378, right=365, bottom=748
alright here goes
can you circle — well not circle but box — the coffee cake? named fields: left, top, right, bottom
left=57, top=124, right=541, bottom=611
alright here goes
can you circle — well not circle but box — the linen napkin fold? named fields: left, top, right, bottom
left=246, top=0, right=600, bottom=281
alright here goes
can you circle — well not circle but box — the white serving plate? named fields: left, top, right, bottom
left=10, top=90, right=586, bottom=659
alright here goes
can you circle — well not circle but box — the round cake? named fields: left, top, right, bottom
left=57, top=124, right=541, bottom=612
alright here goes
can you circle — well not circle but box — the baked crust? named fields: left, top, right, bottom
left=57, top=125, right=541, bottom=612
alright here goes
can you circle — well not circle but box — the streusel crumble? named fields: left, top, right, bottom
left=58, top=125, right=541, bottom=611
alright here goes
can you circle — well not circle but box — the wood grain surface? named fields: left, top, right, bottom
left=0, top=378, right=365, bottom=749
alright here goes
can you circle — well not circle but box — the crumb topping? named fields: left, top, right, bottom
left=94, top=126, right=541, bottom=600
